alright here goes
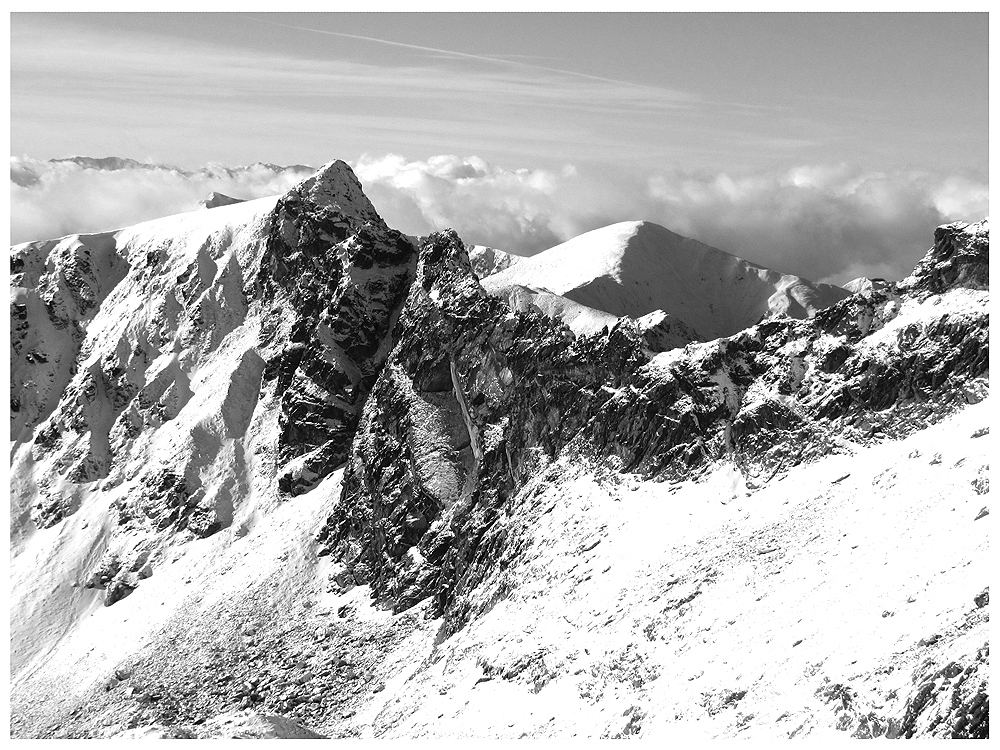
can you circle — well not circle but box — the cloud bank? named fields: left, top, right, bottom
left=11, top=154, right=987, bottom=285
left=10, top=157, right=314, bottom=246
left=355, top=155, right=987, bottom=285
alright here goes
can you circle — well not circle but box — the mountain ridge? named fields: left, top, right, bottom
left=9, top=162, right=990, bottom=739
left=482, top=220, right=851, bottom=341
left=11, top=155, right=316, bottom=189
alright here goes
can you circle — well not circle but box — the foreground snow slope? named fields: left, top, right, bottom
left=483, top=221, right=850, bottom=340
left=363, top=398, right=990, bottom=739
left=10, top=402, right=989, bottom=739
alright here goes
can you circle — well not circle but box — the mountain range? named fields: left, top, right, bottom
left=11, top=156, right=315, bottom=188
left=9, top=160, right=989, bottom=739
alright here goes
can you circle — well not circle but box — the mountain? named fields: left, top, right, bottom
left=467, top=243, right=523, bottom=279
left=199, top=191, right=246, bottom=209
left=9, top=163, right=989, bottom=739
left=482, top=221, right=852, bottom=341
left=51, top=155, right=181, bottom=173
left=469, top=240, right=699, bottom=343
left=11, top=155, right=316, bottom=189
left=843, top=276, right=892, bottom=296
left=49, top=156, right=316, bottom=179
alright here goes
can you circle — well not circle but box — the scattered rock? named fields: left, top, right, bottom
left=973, top=589, right=988, bottom=608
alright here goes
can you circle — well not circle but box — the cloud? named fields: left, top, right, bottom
left=11, top=153, right=987, bottom=286
left=355, top=154, right=988, bottom=285
left=10, top=157, right=314, bottom=245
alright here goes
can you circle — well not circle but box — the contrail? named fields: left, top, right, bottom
left=241, top=14, right=683, bottom=97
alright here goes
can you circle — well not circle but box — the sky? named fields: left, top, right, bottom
left=9, top=12, right=990, bottom=284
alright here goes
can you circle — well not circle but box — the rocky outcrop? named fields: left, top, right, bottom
left=318, top=229, right=650, bottom=615
left=899, top=219, right=989, bottom=296
left=254, top=162, right=417, bottom=495
left=11, top=232, right=129, bottom=446
left=320, top=220, right=989, bottom=632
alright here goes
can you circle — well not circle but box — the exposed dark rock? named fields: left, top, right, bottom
left=899, top=643, right=989, bottom=739
left=899, top=220, right=989, bottom=296
left=318, top=220, right=990, bottom=631
left=254, top=161, right=418, bottom=495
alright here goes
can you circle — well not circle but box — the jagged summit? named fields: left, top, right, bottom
left=282, top=159, right=386, bottom=227
left=899, top=218, right=989, bottom=295
left=483, top=220, right=851, bottom=341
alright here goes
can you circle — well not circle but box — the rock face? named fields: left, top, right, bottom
left=9, top=159, right=989, bottom=741
left=10, top=160, right=415, bottom=610
left=254, top=163, right=417, bottom=496
left=319, top=219, right=988, bottom=633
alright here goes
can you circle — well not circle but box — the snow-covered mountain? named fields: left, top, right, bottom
left=9, top=163, right=990, bottom=739
left=467, top=243, right=523, bottom=279
left=199, top=191, right=245, bottom=209
left=52, top=156, right=316, bottom=180
left=482, top=221, right=851, bottom=341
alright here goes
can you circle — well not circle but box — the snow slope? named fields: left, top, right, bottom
left=10, top=400, right=989, bottom=739
left=359, top=397, right=990, bottom=739
left=497, top=285, right=621, bottom=337
left=10, top=195, right=282, bottom=675
left=467, top=244, right=522, bottom=279
left=482, top=221, right=851, bottom=341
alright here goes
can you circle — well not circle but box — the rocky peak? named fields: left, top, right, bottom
left=255, top=164, right=417, bottom=496
left=10, top=162, right=417, bottom=612
left=285, top=160, right=385, bottom=227
left=898, top=219, right=989, bottom=296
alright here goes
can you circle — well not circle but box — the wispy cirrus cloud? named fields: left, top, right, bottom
left=10, top=15, right=791, bottom=172
left=239, top=14, right=704, bottom=101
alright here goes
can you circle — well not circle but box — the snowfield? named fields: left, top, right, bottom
left=355, top=398, right=990, bottom=739
left=10, top=398, right=990, bottom=739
